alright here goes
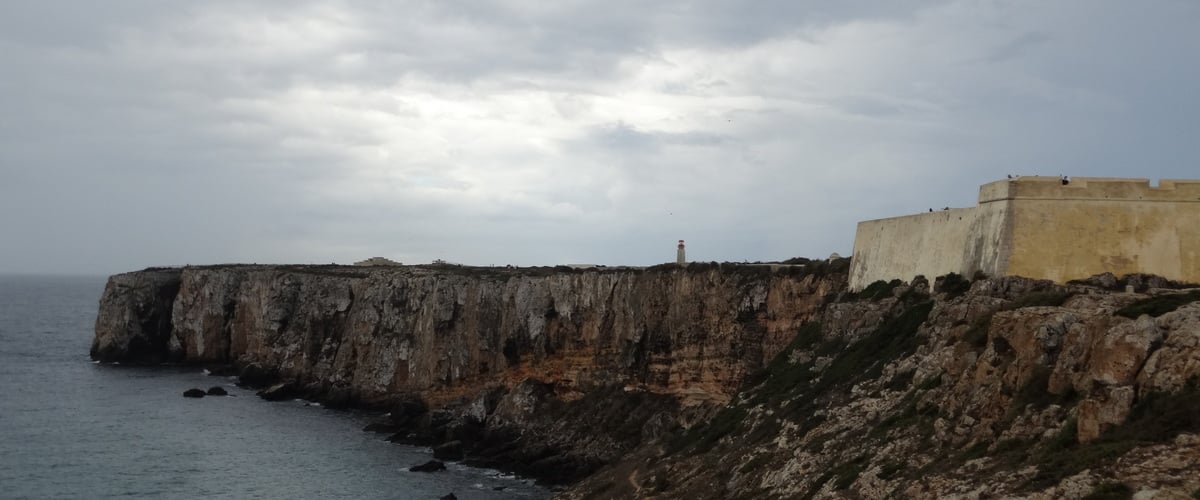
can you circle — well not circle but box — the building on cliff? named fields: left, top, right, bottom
left=848, top=176, right=1200, bottom=290
left=353, top=256, right=402, bottom=266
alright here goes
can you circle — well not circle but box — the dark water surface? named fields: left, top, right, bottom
left=0, top=275, right=547, bottom=499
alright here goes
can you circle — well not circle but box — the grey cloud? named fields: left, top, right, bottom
left=2, top=0, right=1199, bottom=274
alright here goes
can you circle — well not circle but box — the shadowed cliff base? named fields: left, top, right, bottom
left=91, top=263, right=1200, bottom=497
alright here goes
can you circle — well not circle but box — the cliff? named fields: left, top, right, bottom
left=562, top=273, right=1200, bottom=499
left=92, top=263, right=1200, bottom=497
left=91, top=261, right=845, bottom=483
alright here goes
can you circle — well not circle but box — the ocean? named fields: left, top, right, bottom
left=0, top=275, right=548, bottom=499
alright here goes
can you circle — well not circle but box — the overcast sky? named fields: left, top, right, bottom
left=2, top=1, right=1198, bottom=275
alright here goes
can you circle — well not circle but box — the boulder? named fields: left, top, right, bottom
left=433, top=440, right=465, bottom=460
left=257, top=382, right=299, bottom=401
left=238, top=363, right=278, bottom=388
left=389, top=393, right=429, bottom=426
left=440, top=494, right=457, bottom=500
left=206, top=386, right=228, bottom=396
left=183, top=388, right=206, bottom=398
left=409, top=460, right=446, bottom=472
left=205, top=365, right=239, bottom=377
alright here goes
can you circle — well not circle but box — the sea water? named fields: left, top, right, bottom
left=0, top=275, right=547, bottom=499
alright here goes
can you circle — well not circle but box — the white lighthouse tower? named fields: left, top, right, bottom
left=677, top=240, right=686, bottom=266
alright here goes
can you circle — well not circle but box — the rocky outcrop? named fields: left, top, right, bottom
left=93, top=263, right=1200, bottom=497
left=560, top=276, right=1200, bottom=499
left=91, top=268, right=181, bottom=363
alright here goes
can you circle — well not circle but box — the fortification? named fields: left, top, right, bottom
left=849, top=177, right=1200, bottom=290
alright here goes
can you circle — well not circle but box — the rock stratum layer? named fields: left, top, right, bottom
left=93, top=263, right=1200, bottom=498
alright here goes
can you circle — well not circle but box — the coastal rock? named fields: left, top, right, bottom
left=206, top=386, right=228, bottom=396
left=409, top=460, right=446, bottom=472
left=237, top=362, right=277, bottom=388
left=183, top=388, right=206, bottom=398
left=91, top=269, right=181, bottom=363
left=432, top=440, right=464, bottom=460
left=257, top=382, right=299, bottom=401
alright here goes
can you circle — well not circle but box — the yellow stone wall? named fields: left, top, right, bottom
left=1004, top=178, right=1200, bottom=284
left=849, top=177, right=1200, bottom=290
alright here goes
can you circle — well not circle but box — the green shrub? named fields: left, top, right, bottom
left=859, top=279, right=903, bottom=301
left=1082, top=482, right=1133, bottom=500
left=1024, top=379, right=1200, bottom=490
left=831, top=455, right=871, bottom=490
left=936, top=272, right=972, bottom=299
left=1115, top=291, right=1200, bottom=319
left=669, top=404, right=751, bottom=454
left=1007, top=290, right=1074, bottom=309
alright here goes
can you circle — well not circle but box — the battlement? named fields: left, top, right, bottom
left=980, top=177, right=1200, bottom=204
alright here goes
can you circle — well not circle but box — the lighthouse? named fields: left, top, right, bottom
left=677, top=240, right=686, bottom=266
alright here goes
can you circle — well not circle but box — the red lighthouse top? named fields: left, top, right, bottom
left=678, top=240, right=685, bottom=248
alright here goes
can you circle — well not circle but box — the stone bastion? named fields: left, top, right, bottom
left=848, top=176, right=1200, bottom=290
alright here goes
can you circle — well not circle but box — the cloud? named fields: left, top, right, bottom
left=1, top=0, right=1198, bottom=274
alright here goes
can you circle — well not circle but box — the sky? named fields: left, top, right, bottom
left=2, top=1, right=1198, bottom=275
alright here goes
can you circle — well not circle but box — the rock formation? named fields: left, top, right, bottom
left=92, top=262, right=1200, bottom=498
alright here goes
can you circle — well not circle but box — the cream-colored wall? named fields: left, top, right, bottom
left=1004, top=178, right=1200, bottom=283
left=848, top=201, right=1011, bottom=290
left=849, top=177, right=1200, bottom=290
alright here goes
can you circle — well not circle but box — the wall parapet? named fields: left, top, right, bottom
left=980, top=177, right=1200, bottom=203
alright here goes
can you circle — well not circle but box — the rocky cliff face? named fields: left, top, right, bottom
left=561, top=274, right=1200, bottom=499
left=92, top=264, right=1200, bottom=497
left=91, top=262, right=845, bottom=483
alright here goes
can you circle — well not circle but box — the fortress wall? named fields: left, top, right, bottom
left=848, top=201, right=1012, bottom=290
left=850, top=177, right=1200, bottom=290
left=990, top=177, right=1200, bottom=202
left=1005, top=196, right=1200, bottom=284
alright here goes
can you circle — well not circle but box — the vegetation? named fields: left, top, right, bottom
left=936, top=272, right=972, bottom=299
left=1114, top=290, right=1200, bottom=319
left=672, top=295, right=936, bottom=459
left=857, top=279, right=904, bottom=301
left=1023, top=378, right=1200, bottom=490
left=1006, top=290, right=1075, bottom=309
left=669, top=405, right=748, bottom=453
left=1081, top=482, right=1133, bottom=500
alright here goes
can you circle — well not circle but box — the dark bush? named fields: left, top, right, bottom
left=935, top=272, right=972, bottom=299
left=1082, top=482, right=1133, bottom=500
left=1115, top=291, right=1200, bottom=319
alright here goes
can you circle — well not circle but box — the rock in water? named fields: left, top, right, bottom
left=439, top=494, right=457, bottom=500
left=432, top=440, right=464, bottom=460
left=238, top=362, right=277, bottom=388
left=206, top=386, right=228, bottom=396
left=256, top=382, right=298, bottom=401
left=182, top=388, right=206, bottom=398
left=409, top=460, right=446, bottom=472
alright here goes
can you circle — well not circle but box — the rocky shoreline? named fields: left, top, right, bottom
left=92, top=262, right=1200, bottom=498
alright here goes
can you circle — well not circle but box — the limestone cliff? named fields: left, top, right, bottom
left=91, top=262, right=844, bottom=482
left=92, top=264, right=1200, bottom=497
left=561, top=274, right=1200, bottom=499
